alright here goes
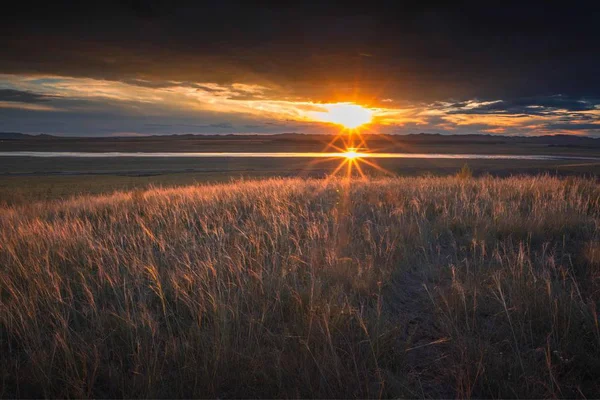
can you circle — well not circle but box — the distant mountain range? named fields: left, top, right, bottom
left=1, top=131, right=599, bottom=148
left=0, top=132, right=56, bottom=140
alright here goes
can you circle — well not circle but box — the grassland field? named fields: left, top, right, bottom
left=1, top=174, right=600, bottom=398
left=1, top=156, right=600, bottom=205
left=2, top=134, right=600, bottom=397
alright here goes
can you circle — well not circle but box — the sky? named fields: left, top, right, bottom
left=1, top=1, right=600, bottom=137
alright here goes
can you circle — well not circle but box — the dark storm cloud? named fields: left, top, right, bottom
left=448, top=96, right=600, bottom=115
left=0, top=89, right=55, bottom=103
left=148, top=123, right=235, bottom=130
left=544, top=123, right=600, bottom=131
left=2, top=1, right=600, bottom=103
left=206, top=123, right=233, bottom=130
left=2, top=1, right=600, bottom=136
left=557, top=114, right=599, bottom=122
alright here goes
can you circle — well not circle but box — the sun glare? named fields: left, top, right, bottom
left=310, top=103, right=374, bottom=129
left=344, top=149, right=359, bottom=159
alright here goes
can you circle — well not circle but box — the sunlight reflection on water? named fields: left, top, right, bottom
left=0, top=151, right=598, bottom=161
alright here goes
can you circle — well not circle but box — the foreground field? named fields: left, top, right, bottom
left=2, top=156, right=600, bottom=206
left=1, top=176, right=600, bottom=398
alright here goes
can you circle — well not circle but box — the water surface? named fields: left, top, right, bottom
left=0, top=151, right=598, bottom=160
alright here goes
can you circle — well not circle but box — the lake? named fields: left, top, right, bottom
left=0, top=151, right=599, bottom=160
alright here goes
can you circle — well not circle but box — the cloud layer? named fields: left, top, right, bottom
left=1, top=74, right=599, bottom=136
left=1, top=2, right=600, bottom=136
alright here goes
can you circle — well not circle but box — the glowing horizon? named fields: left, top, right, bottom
left=308, top=103, right=374, bottom=129
left=1, top=73, right=599, bottom=137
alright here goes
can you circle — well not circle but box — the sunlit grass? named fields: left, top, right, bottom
left=1, top=175, right=600, bottom=397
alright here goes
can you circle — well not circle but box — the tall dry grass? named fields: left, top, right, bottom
left=1, top=175, right=599, bottom=398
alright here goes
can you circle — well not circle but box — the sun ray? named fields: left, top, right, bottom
left=311, top=106, right=399, bottom=180
left=297, top=156, right=340, bottom=177
left=354, top=133, right=368, bottom=150
left=356, top=157, right=396, bottom=176
left=322, top=133, right=343, bottom=151
left=329, top=158, right=349, bottom=178
left=328, top=142, right=348, bottom=153
left=359, top=125, right=399, bottom=148
left=346, top=158, right=352, bottom=179
left=353, top=158, right=366, bottom=179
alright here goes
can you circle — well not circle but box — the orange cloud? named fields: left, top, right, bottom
left=2, top=73, right=599, bottom=136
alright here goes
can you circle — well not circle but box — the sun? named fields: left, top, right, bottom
left=310, top=103, right=374, bottom=129
left=343, top=148, right=359, bottom=159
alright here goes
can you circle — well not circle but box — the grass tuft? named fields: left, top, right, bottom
left=1, top=175, right=600, bottom=398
